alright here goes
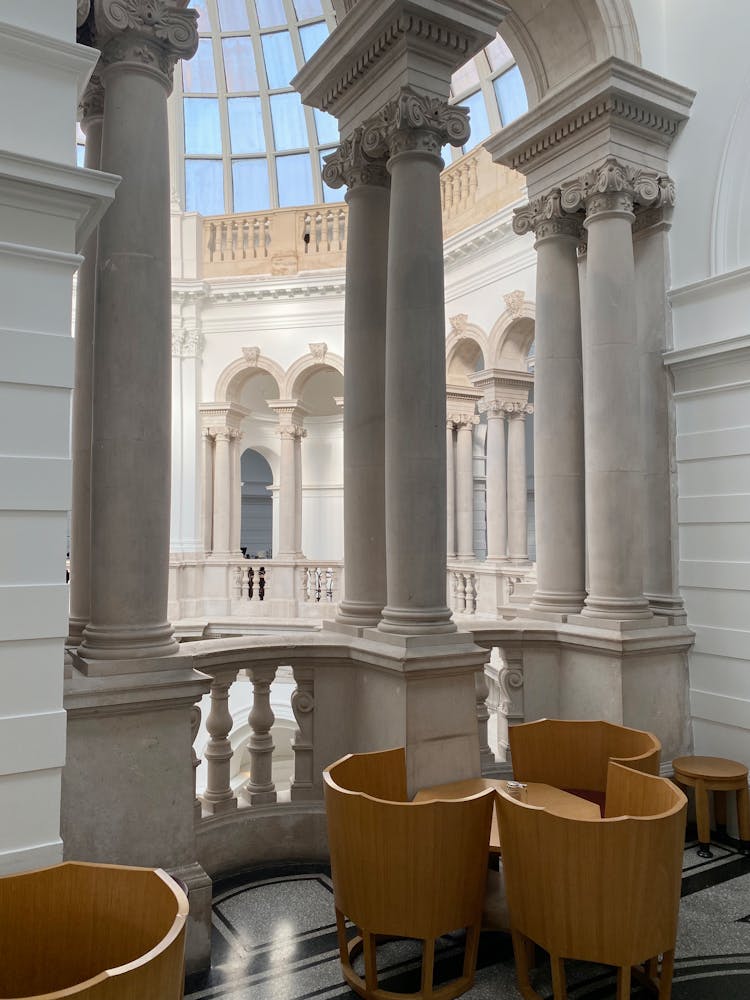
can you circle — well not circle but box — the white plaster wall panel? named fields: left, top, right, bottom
left=0, top=511, right=67, bottom=584
left=301, top=489, right=343, bottom=562
left=0, top=641, right=63, bottom=716
left=0, top=330, right=74, bottom=387
left=677, top=457, right=750, bottom=499
left=0, top=711, right=66, bottom=776
left=0, top=586, right=70, bottom=642
left=689, top=653, right=750, bottom=703
left=0, top=769, right=63, bottom=860
left=0, top=204, right=78, bottom=256
left=3, top=2, right=72, bottom=42
left=0, top=24, right=93, bottom=166
left=670, top=273, right=750, bottom=352
left=0, top=246, right=79, bottom=334
left=0, top=457, right=71, bottom=511
left=0, top=385, right=71, bottom=457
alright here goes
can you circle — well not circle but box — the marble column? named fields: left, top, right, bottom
left=506, top=403, right=532, bottom=564
left=68, top=74, right=104, bottom=647
left=371, top=91, right=470, bottom=635
left=323, top=134, right=389, bottom=627
left=270, top=402, right=306, bottom=559
left=80, top=1, right=198, bottom=660
left=201, top=428, right=214, bottom=554
left=482, top=402, right=508, bottom=561
left=210, top=429, right=232, bottom=557
left=446, top=419, right=457, bottom=559
left=514, top=191, right=586, bottom=615
left=561, top=157, right=662, bottom=622
left=229, top=428, right=242, bottom=555
left=455, top=415, right=478, bottom=559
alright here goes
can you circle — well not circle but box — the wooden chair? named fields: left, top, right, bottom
left=324, top=748, right=495, bottom=1000
left=509, top=718, right=661, bottom=809
left=0, top=861, right=188, bottom=1000
left=497, top=761, right=687, bottom=1000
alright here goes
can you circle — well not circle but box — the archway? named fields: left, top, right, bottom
left=240, top=449, right=273, bottom=558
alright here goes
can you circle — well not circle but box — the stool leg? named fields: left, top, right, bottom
left=714, top=789, right=727, bottom=836
left=695, top=780, right=713, bottom=858
left=737, top=785, right=750, bottom=853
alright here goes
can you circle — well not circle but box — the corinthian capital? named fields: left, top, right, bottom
left=94, top=0, right=199, bottom=88
left=512, top=188, right=583, bottom=241
left=561, top=156, right=675, bottom=222
left=361, top=88, right=470, bottom=160
left=322, top=127, right=389, bottom=191
left=78, top=72, right=105, bottom=126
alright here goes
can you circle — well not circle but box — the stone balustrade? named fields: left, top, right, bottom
left=200, top=148, right=524, bottom=279
left=447, top=559, right=536, bottom=619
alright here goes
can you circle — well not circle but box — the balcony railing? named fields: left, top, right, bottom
left=200, top=148, right=524, bottom=279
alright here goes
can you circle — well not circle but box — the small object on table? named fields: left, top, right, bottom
left=672, top=755, right=750, bottom=858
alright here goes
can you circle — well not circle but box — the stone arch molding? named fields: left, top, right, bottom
left=285, top=344, right=345, bottom=399
left=500, top=0, right=640, bottom=107
left=215, top=348, right=286, bottom=403
left=490, top=294, right=536, bottom=369
left=446, top=315, right=490, bottom=372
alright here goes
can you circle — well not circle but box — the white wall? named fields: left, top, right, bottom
left=0, top=3, right=111, bottom=872
left=637, top=0, right=750, bottom=767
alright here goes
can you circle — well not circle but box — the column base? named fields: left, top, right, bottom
left=577, top=594, right=653, bottom=626
left=377, top=605, right=456, bottom=635
left=645, top=592, right=688, bottom=625
left=67, top=615, right=87, bottom=648
left=334, top=600, right=384, bottom=631
left=78, top=621, right=179, bottom=662
left=528, top=590, right=586, bottom=622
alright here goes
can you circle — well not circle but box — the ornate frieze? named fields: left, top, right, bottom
left=361, top=89, right=471, bottom=160
left=561, top=157, right=675, bottom=221
left=93, top=0, right=199, bottom=88
left=322, top=127, right=389, bottom=190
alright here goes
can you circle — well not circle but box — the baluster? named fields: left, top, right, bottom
left=301, top=567, right=310, bottom=603
left=234, top=565, right=243, bottom=598
left=339, top=207, right=347, bottom=247
left=326, top=210, right=334, bottom=250
left=469, top=155, right=479, bottom=203
left=456, top=572, right=467, bottom=612
left=303, top=213, right=312, bottom=254
left=314, top=567, right=322, bottom=602
left=476, top=668, right=494, bottom=772
left=231, top=219, right=238, bottom=260
left=325, top=566, right=334, bottom=602
left=249, top=566, right=254, bottom=601
left=253, top=217, right=260, bottom=258
left=191, top=704, right=202, bottom=822
left=290, top=665, right=316, bottom=801
left=315, top=212, right=323, bottom=252
left=207, top=222, right=216, bottom=263
left=241, top=665, right=277, bottom=804
left=467, top=573, right=477, bottom=614
left=242, top=218, right=249, bottom=258
left=259, top=566, right=266, bottom=601
left=201, top=677, right=238, bottom=815
left=263, top=217, right=271, bottom=256
left=220, top=220, right=229, bottom=261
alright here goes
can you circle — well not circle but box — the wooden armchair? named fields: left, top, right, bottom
left=0, top=861, right=188, bottom=999
left=324, top=748, right=494, bottom=1000
left=497, top=761, right=687, bottom=1000
left=509, top=718, right=661, bottom=808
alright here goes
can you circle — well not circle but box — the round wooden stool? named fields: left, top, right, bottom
left=672, top=755, right=750, bottom=858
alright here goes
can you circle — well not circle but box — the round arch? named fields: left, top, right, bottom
left=284, top=348, right=345, bottom=400
left=215, top=349, right=285, bottom=404
left=445, top=320, right=490, bottom=376
left=490, top=302, right=536, bottom=370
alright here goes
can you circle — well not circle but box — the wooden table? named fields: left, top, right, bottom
left=413, top=778, right=601, bottom=854
left=672, top=754, right=750, bottom=857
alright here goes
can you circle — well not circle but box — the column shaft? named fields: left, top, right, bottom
left=229, top=430, right=242, bottom=555
left=277, top=428, right=298, bottom=558
left=82, top=52, right=184, bottom=659
left=506, top=410, right=529, bottom=562
left=455, top=421, right=476, bottom=559
left=68, top=91, right=103, bottom=646
left=294, top=432, right=303, bottom=556
left=333, top=172, right=389, bottom=627
left=484, top=409, right=507, bottom=560
left=446, top=421, right=456, bottom=559
left=379, top=136, right=455, bottom=634
left=211, top=431, right=231, bottom=555
left=201, top=430, right=213, bottom=553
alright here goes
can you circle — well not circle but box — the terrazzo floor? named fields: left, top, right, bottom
left=185, top=834, right=750, bottom=1000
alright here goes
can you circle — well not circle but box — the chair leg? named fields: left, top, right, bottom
left=658, top=950, right=675, bottom=999
left=714, top=789, right=727, bottom=832
left=462, top=923, right=481, bottom=980
left=421, top=939, right=435, bottom=999
left=335, top=909, right=351, bottom=967
left=616, top=965, right=631, bottom=999
left=695, top=780, right=712, bottom=857
left=511, top=930, right=540, bottom=1000
left=362, top=930, right=378, bottom=993
left=550, top=955, right=567, bottom=1000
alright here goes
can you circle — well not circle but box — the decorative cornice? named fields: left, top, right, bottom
left=361, top=88, right=470, bottom=160
left=93, top=0, right=199, bottom=89
left=322, top=126, right=389, bottom=190
left=561, top=157, right=675, bottom=221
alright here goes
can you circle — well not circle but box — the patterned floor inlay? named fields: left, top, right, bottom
left=186, top=846, right=750, bottom=1000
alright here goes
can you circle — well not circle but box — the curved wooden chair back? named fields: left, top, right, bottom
left=497, top=763, right=686, bottom=999
left=0, top=862, right=188, bottom=1000
left=324, top=750, right=494, bottom=999
left=326, top=746, right=408, bottom=803
left=509, top=719, right=660, bottom=796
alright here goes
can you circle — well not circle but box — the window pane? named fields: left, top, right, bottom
left=233, top=159, right=271, bottom=212
left=294, top=0, right=323, bottom=17
left=222, top=37, right=259, bottom=91
left=261, top=31, right=297, bottom=89
left=184, top=98, right=222, bottom=154
left=314, top=108, right=338, bottom=146
left=217, top=0, right=249, bottom=30
left=76, top=144, right=86, bottom=168
left=182, top=38, right=216, bottom=93
left=228, top=97, right=265, bottom=153
left=486, top=33, right=514, bottom=73
left=462, top=90, right=490, bottom=148
left=276, top=153, right=313, bottom=207
left=189, top=0, right=211, bottom=31
left=255, top=0, right=286, bottom=28
left=270, top=92, right=307, bottom=150
left=494, top=65, right=528, bottom=125
left=451, top=59, right=479, bottom=96
left=186, top=160, right=224, bottom=215
left=320, top=148, right=344, bottom=203
left=299, top=21, right=328, bottom=60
